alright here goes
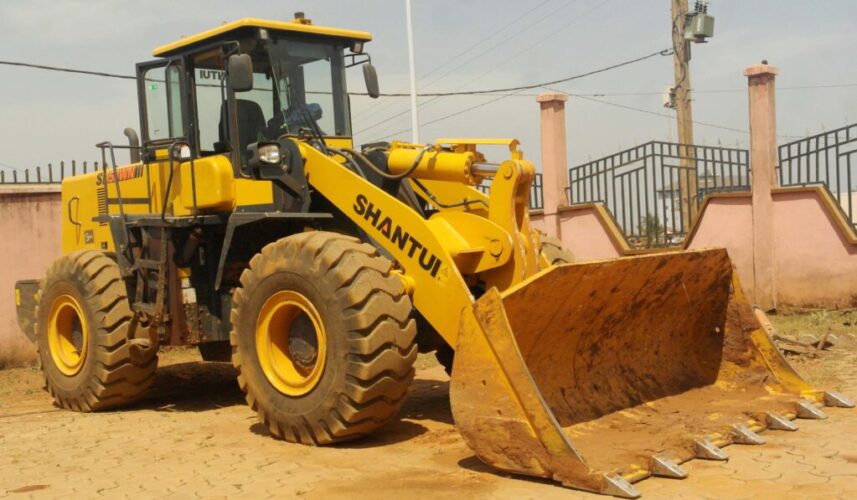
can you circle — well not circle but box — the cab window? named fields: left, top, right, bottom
left=143, top=64, right=185, bottom=140
left=191, top=51, right=275, bottom=157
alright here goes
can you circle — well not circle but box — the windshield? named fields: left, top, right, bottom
left=267, top=38, right=351, bottom=138
left=190, top=36, right=352, bottom=161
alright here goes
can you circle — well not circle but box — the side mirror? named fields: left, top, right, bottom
left=227, top=54, right=253, bottom=92
left=362, top=63, right=380, bottom=99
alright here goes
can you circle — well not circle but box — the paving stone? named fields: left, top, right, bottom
left=788, top=476, right=857, bottom=498
left=3, top=352, right=857, bottom=499
left=671, top=475, right=753, bottom=499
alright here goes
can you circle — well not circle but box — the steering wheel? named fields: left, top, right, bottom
left=267, top=103, right=324, bottom=138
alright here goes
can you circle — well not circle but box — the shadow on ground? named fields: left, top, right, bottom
left=249, top=376, right=455, bottom=448
left=129, top=361, right=245, bottom=412
left=457, top=455, right=562, bottom=490
left=123, top=360, right=456, bottom=451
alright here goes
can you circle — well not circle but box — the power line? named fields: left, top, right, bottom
left=546, top=87, right=802, bottom=139
left=382, top=48, right=673, bottom=97
left=0, top=60, right=135, bottom=80
left=684, top=82, right=857, bottom=94
left=0, top=161, right=23, bottom=171
left=373, top=92, right=522, bottom=142
left=0, top=56, right=837, bottom=141
left=354, top=0, right=581, bottom=131
left=5, top=58, right=855, bottom=99
left=359, top=0, right=605, bottom=138
left=352, top=81, right=857, bottom=99
left=416, top=0, right=581, bottom=93
left=352, top=0, right=555, bottom=121
left=573, top=93, right=749, bottom=134
left=356, top=47, right=672, bottom=136
left=4, top=50, right=670, bottom=100
left=371, top=82, right=803, bottom=144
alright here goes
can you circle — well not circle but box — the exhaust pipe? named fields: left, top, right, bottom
left=124, top=127, right=141, bottom=163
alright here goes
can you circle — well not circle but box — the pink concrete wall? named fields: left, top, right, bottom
left=685, top=196, right=756, bottom=296
left=531, top=207, right=625, bottom=261
left=529, top=212, right=546, bottom=233
left=557, top=188, right=857, bottom=309
left=0, top=186, right=62, bottom=367
left=557, top=207, right=623, bottom=261
left=772, top=190, right=857, bottom=307
left=528, top=63, right=857, bottom=309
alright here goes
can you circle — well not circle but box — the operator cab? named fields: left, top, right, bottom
left=136, top=14, right=378, bottom=177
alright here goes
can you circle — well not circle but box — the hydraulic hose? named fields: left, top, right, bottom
left=344, top=145, right=434, bottom=181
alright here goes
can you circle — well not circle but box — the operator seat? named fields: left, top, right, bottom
left=219, top=99, right=267, bottom=160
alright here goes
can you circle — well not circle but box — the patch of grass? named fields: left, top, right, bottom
left=768, top=309, right=857, bottom=341
left=768, top=309, right=857, bottom=390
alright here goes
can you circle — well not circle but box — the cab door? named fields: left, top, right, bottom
left=135, top=58, right=188, bottom=215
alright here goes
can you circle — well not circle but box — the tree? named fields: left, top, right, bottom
left=641, top=214, right=663, bottom=247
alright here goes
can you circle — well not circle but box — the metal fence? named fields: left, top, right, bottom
left=476, top=172, right=544, bottom=210
left=568, top=141, right=750, bottom=247
left=778, top=123, right=857, bottom=228
left=0, top=160, right=100, bottom=185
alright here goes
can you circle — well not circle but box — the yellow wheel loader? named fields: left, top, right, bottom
left=14, top=14, right=853, bottom=497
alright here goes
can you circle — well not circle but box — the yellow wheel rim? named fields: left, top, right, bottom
left=47, top=294, right=89, bottom=376
left=256, top=290, right=327, bottom=396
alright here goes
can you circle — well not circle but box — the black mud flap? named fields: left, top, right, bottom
left=15, top=279, right=40, bottom=342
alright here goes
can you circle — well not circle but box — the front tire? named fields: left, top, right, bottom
left=35, top=250, right=157, bottom=411
left=230, top=232, right=417, bottom=444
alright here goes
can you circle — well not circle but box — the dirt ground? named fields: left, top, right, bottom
left=2, top=311, right=857, bottom=499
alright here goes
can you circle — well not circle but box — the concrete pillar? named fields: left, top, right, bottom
left=745, top=63, right=779, bottom=310
left=537, top=92, right=569, bottom=239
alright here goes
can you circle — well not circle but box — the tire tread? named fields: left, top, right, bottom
left=35, top=250, right=157, bottom=412
left=231, top=232, right=417, bottom=445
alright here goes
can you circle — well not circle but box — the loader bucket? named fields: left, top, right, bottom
left=450, top=248, right=850, bottom=498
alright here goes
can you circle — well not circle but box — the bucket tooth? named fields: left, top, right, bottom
left=694, top=439, right=729, bottom=460
left=650, top=456, right=688, bottom=479
left=796, top=399, right=828, bottom=419
left=731, top=423, right=765, bottom=445
left=766, top=412, right=799, bottom=431
left=601, top=474, right=641, bottom=499
left=824, top=391, right=855, bottom=408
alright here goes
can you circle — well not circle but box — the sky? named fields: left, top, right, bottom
left=0, top=0, right=856, bottom=175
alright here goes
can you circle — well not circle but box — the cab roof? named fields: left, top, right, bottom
left=152, top=17, right=372, bottom=57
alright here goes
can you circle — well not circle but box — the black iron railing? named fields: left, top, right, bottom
left=778, top=123, right=857, bottom=228
left=475, top=172, right=544, bottom=210
left=567, top=141, right=750, bottom=247
left=0, top=160, right=100, bottom=185
left=530, top=173, right=544, bottom=210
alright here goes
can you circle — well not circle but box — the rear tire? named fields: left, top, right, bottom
left=231, top=231, right=417, bottom=444
left=35, top=250, right=157, bottom=411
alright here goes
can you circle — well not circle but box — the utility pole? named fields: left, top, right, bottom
left=671, top=0, right=697, bottom=232
left=405, top=0, right=420, bottom=144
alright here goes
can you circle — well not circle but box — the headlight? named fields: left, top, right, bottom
left=172, top=143, right=192, bottom=162
left=259, top=144, right=281, bottom=164
left=246, top=142, right=284, bottom=170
